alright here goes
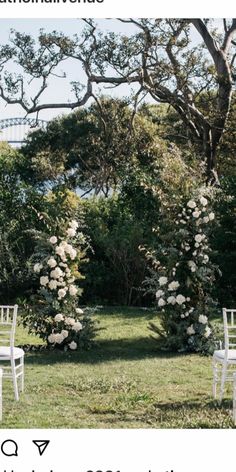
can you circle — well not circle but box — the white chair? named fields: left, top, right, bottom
left=0, top=368, right=2, bottom=421
left=213, top=308, right=236, bottom=403
left=0, top=305, right=24, bottom=401
left=233, top=372, right=236, bottom=425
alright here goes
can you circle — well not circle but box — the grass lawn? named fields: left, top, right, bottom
left=0, top=306, right=234, bottom=428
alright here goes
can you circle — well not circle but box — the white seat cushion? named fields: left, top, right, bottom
left=0, top=347, right=24, bottom=360
left=213, top=349, right=236, bottom=361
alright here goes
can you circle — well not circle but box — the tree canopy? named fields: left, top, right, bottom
left=0, top=19, right=236, bottom=182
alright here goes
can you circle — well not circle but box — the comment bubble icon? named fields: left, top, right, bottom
left=1, top=440, right=18, bottom=457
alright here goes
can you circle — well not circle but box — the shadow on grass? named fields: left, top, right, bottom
left=24, top=336, right=185, bottom=365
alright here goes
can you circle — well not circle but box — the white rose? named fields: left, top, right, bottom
left=61, top=329, right=69, bottom=339
left=176, top=294, right=186, bottom=305
left=195, top=234, right=203, bottom=243
left=55, top=246, right=65, bottom=258
left=48, top=279, right=58, bottom=290
left=156, top=289, right=164, bottom=299
left=69, top=249, right=77, bottom=260
left=50, top=267, right=64, bottom=279
left=40, top=275, right=49, bottom=286
left=58, top=288, right=67, bottom=299
left=158, top=298, right=166, bottom=307
left=199, top=314, right=208, bottom=325
left=69, top=285, right=78, bottom=296
left=54, top=313, right=64, bottom=322
left=204, top=326, right=212, bottom=338
left=54, top=333, right=64, bottom=344
left=187, top=200, right=196, bottom=209
left=69, top=220, right=79, bottom=230
left=167, top=296, right=176, bottom=305
left=48, top=333, right=56, bottom=343
left=47, top=257, right=57, bottom=268
left=34, top=263, right=43, bottom=273
left=192, top=211, right=201, bottom=218
left=69, top=341, right=77, bottom=350
left=200, top=196, right=208, bottom=206
left=168, top=281, right=180, bottom=291
left=49, top=236, right=57, bottom=244
left=158, top=276, right=168, bottom=286
left=73, top=321, right=83, bottom=332
left=75, top=308, right=84, bottom=314
left=209, top=212, right=215, bottom=221
left=203, top=216, right=209, bottom=224
left=67, top=228, right=76, bottom=238
left=65, top=317, right=76, bottom=326
left=187, top=325, right=195, bottom=335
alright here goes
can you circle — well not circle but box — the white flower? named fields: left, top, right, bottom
left=199, top=314, right=208, bottom=325
left=73, top=321, right=83, bottom=332
left=65, top=317, right=76, bottom=326
left=168, top=281, right=180, bottom=291
left=54, top=333, right=64, bottom=344
left=69, top=249, right=77, bottom=260
left=69, top=220, right=79, bottom=230
left=47, top=257, right=57, bottom=268
left=187, top=200, right=196, bottom=209
left=75, top=308, right=84, bottom=314
left=195, top=234, right=203, bottom=243
left=158, top=298, right=166, bottom=307
left=50, top=267, right=64, bottom=279
left=200, top=196, right=208, bottom=206
left=54, top=313, right=64, bottom=322
left=67, top=277, right=75, bottom=284
left=209, top=212, right=215, bottom=221
left=40, top=275, right=49, bottom=286
left=204, top=326, right=212, bottom=338
left=203, top=254, right=209, bottom=264
left=69, top=285, right=78, bottom=296
left=48, top=279, right=58, bottom=290
left=184, top=244, right=190, bottom=252
left=69, top=341, right=77, bottom=350
left=158, top=276, right=168, bottom=286
left=186, top=297, right=190, bottom=302
left=34, top=263, right=43, bottom=273
left=49, top=236, right=57, bottom=244
left=167, top=296, right=176, bottom=305
left=203, top=216, right=209, bottom=224
left=55, top=246, right=65, bottom=258
left=187, top=325, right=195, bottom=335
left=192, top=211, right=201, bottom=218
left=61, top=329, right=69, bottom=339
left=58, top=288, right=67, bottom=299
left=176, top=294, right=186, bottom=305
left=156, top=289, right=164, bottom=299
left=67, top=228, right=76, bottom=238
left=48, top=333, right=56, bottom=343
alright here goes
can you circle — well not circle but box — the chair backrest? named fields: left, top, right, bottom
left=223, top=308, right=236, bottom=351
left=0, top=305, right=18, bottom=349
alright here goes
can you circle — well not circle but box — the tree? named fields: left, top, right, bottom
left=0, top=19, right=236, bottom=183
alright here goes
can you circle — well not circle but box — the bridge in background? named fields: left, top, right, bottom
left=0, top=117, right=48, bottom=146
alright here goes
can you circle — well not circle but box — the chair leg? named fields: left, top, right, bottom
left=219, top=362, right=227, bottom=404
left=20, top=356, right=24, bottom=392
left=213, top=358, right=218, bottom=399
left=11, top=359, right=19, bottom=401
left=233, top=375, right=236, bottom=425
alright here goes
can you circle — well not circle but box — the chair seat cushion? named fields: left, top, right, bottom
left=0, top=346, right=24, bottom=360
left=214, top=349, right=236, bottom=361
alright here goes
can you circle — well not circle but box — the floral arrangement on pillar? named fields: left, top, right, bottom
left=24, top=220, right=97, bottom=350
left=145, top=189, right=219, bottom=354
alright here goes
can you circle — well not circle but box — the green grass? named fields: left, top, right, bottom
left=0, top=306, right=234, bottom=428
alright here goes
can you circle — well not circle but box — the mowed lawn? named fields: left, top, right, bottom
left=1, top=307, right=234, bottom=428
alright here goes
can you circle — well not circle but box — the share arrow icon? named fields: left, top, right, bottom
left=32, top=440, right=50, bottom=456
